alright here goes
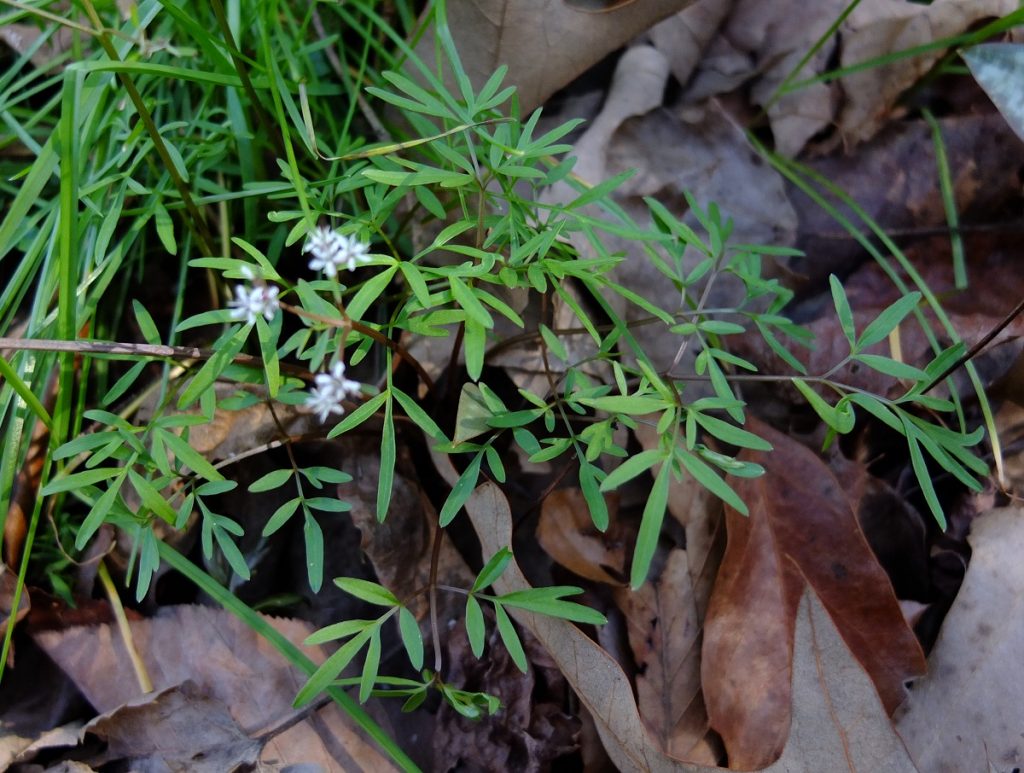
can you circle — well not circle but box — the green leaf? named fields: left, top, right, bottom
left=693, top=413, right=772, bottom=451
left=158, top=428, right=224, bottom=481
left=497, top=588, right=607, bottom=625
left=301, top=466, right=353, bottom=485
left=755, top=320, right=807, bottom=375
left=348, top=266, right=398, bottom=321
left=576, top=395, right=667, bottom=415
left=128, top=469, right=177, bottom=524
left=464, top=318, right=486, bottom=382
left=377, top=395, right=395, bottom=522
left=578, top=461, right=609, bottom=531
left=847, top=392, right=903, bottom=433
left=294, top=626, right=374, bottom=707
left=792, top=378, right=839, bottom=431
left=102, top=361, right=148, bottom=407
left=305, top=497, right=352, bottom=513
left=42, top=467, right=123, bottom=495
left=334, top=577, right=400, bottom=607
left=857, top=292, right=921, bottom=350
left=359, top=628, right=382, bottom=704
left=829, top=274, right=856, bottom=348
left=398, top=607, right=424, bottom=670
left=599, top=449, right=663, bottom=493
left=630, top=461, right=670, bottom=588
left=306, top=619, right=373, bottom=645
left=256, top=315, right=281, bottom=398
left=539, top=323, right=567, bottom=361
left=304, top=510, right=324, bottom=593
left=262, top=497, right=301, bottom=537
left=214, top=528, right=251, bottom=581
left=677, top=449, right=748, bottom=515
left=76, top=471, right=127, bottom=549
left=494, top=603, right=527, bottom=673
left=132, top=300, right=161, bottom=345
left=449, top=276, right=494, bottom=329
left=465, top=594, right=486, bottom=658
left=327, top=390, right=389, bottom=438
left=178, top=326, right=248, bottom=408
left=390, top=387, right=446, bottom=442
left=473, top=548, right=512, bottom=592
left=902, top=418, right=946, bottom=529
left=853, top=354, right=928, bottom=382
left=439, top=451, right=484, bottom=527
left=248, top=468, right=293, bottom=493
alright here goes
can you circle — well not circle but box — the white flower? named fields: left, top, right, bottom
left=305, top=385, right=346, bottom=423
left=228, top=283, right=279, bottom=325
left=303, top=226, right=372, bottom=277
left=305, top=361, right=362, bottom=423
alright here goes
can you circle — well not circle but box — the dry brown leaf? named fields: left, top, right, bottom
left=32, top=605, right=397, bottom=772
left=683, top=0, right=848, bottom=156
left=537, top=488, right=626, bottom=585
left=838, top=0, right=1017, bottom=144
left=649, top=0, right=734, bottom=87
left=82, top=682, right=260, bottom=772
left=615, top=549, right=715, bottom=763
left=701, top=418, right=925, bottom=769
left=464, top=481, right=920, bottom=773
left=787, top=113, right=1024, bottom=289
left=896, top=507, right=1024, bottom=773
left=418, top=0, right=695, bottom=113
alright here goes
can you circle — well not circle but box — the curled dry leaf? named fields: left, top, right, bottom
left=838, top=0, right=1018, bottom=145
left=32, top=605, right=397, bottom=771
left=82, top=682, right=260, bottom=772
left=649, top=0, right=733, bottom=87
left=614, top=549, right=717, bottom=764
left=464, top=481, right=919, bottom=773
left=537, top=487, right=626, bottom=585
left=701, top=418, right=925, bottom=769
left=418, top=0, right=695, bottom=113
left=896, top=507, right=1024, bottom=773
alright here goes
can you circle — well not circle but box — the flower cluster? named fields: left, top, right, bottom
left=228, top=283, right=279, bottom=325
left=303, top=226, right=371, bottom=278
left=305, top=360, right=362, bottom=423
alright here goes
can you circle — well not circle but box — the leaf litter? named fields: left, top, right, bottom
left=9, top=0, right=1024, bottom=770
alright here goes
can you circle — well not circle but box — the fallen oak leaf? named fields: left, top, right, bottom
left=464, top=481, right=920, bottom=772
left=414, top=0, right=695, bottom=113
left=701, top=418, right=926, bottom=768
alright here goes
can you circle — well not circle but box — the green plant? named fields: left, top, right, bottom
left=0, top=0, right=992, bottom=765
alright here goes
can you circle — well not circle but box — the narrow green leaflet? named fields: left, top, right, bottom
left=398, top=607, right=424, bottom=670
left=249, top=468, right=294, bottom=492
left=857, top=292, right=921, bottom=350
left=630, top=460, right=670, bottom=588
left=294, top=626, right=375, bottom=707
left=472, top=548, right=512, bottom=592
left=328, top=390, right=389, bottom=439
left=854, top=354, right=928, bottom=382
left=599, top=448, right=663, bottom=493
left=493, top=603, right=527, bottom=673
left=377, top=394, right=396, bottom=521
left=263, top=498, right=301, bottom=537
left=466, top=594, right=485, bottom=658
left=439, top=451, right=483, bottom=527
left=334, top=577, right=401, bottom=607
left=829, top=274, right=856, bottom=347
